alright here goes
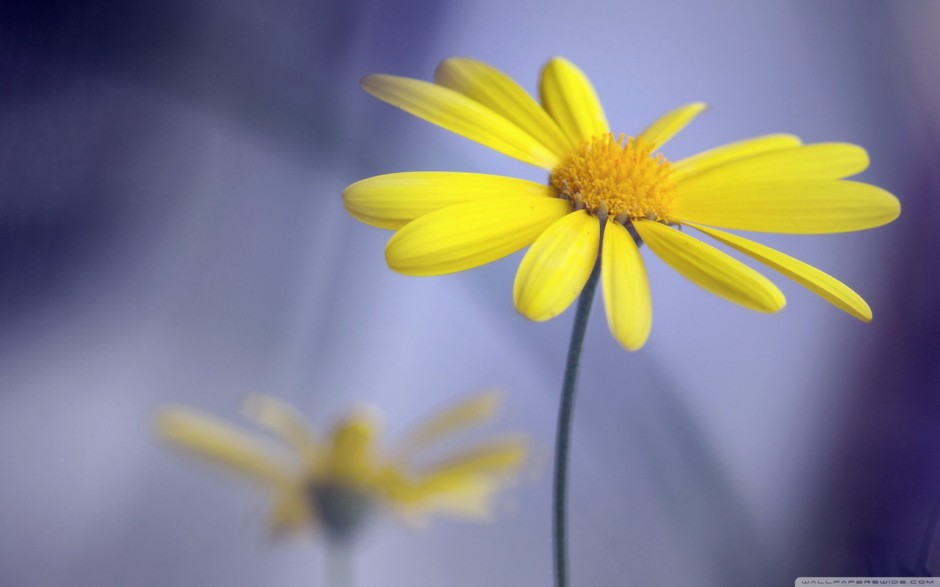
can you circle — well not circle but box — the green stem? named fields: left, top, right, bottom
left=554, top=253, right=602, bottom=587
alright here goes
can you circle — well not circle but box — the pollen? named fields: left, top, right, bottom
left=550, top=133, right=677, bottom=224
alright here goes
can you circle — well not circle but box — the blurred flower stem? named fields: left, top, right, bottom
left=327, top=539, right=355, bottom=587
left=554, top=248, right=602, bottom=587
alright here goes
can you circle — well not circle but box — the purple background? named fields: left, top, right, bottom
left=1, top=1, right=938, bottom=585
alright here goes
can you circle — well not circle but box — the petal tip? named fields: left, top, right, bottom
left=888, top=195, right=902, bottom=220
left=853, top=302, right=873, bottom=323
left=432, top=58, right=462, bottom=83
left=360, top=73, right=381, bottom=91
left=340, top=181, right=359, bottom=203
left=853, top=145, right=871, bottom=174
left=513, top=303, right=556, bottom=323
left=360, top=73, right=412, bottom=98
left=435, top=56, right=474, bottom=71
left=545, top=55, right=573, bottom=67
left=616, top=332, right=649, bottom=352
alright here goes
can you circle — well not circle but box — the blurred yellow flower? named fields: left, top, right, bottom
left=156, top=391, right=527, bottom=541
left=343, top=57, right=900, bottom=350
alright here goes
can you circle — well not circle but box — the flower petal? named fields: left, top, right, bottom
left=381, top=470, right=501, bottom=520
left=637, top=102, right=708, bottom=151
left=422, top=438, right=528, bottom=479
left=362, top=74, right=560, bottom=169
left=243, top=394, right=321, bottom=466
left=633, top=220, right=785, bottom=313
left=155, top=407, right=293, bottom=486
left=678, top=143, right=869, bottom=188
left=382, top=437, right=527, bottom=519
left=325, top=409, right=381, bottom=481
left=513, top=210, right=600, bottom=321
left=386, top=196, right=571, bottom=276
left=435, top=58, right=574, bottom=159
left=398, top=390, right=502, bottom=455
left=688, top=223, right=872, bottom=321
left=343, top=172, right=553, bottom=230
left=673, top=134, right=803, bottom=180
left=539, top=57, right=609, bottom=143
left=673, top=179, right=901, bottom=234
left=268, top=488, right=314, bottom=535
left=601, top=221, right=652, bottom=350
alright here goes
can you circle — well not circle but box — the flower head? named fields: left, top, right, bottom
left=156, top=391, right=527, bottom=541
left=343, top=57, right=901, bottom=350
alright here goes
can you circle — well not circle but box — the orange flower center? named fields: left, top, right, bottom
left=550, top=133, right=677, bottom=224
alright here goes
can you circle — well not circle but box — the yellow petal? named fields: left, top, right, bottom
left=155, top=407, right=292, bottom=486
left=381, top=439, right=527, bottom=519
left=601, top=221, right=652, bottom=351
left=324, top=408, right=381, bottom=482
left=674, top=179, right=901, bottom=234
left=386, top=196, right=570, bottom=276
left=414, top=482, right=496, bottom=519
left=384, top=472, right=500, bottom=520
left=539, top=57, right=609, bottom=143
left=673, top=134, right=803, bottom=181
left=343, top=172, right=553, bottom=230
left=268, top=487, right=314, bottom=536
left=678, top=143, right=869, bottom=189
left=422, top=438, right=528, bottom=480
left=633, top=220, right=786, bottom=313
left=434, top=58, right=573, bottom=158
left=362, top=74, right=559, bottom=169
left=687, top=223, right=872, bottom=321
left=513, top=210, right=600, bottom=321
left=398, top=390, right=502, bottom=455
left=637, top=102, right=708, bottom=151
left=242, top=394, right=321, bottom=467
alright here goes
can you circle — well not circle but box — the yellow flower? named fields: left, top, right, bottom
left=155, top=391, right=527, bottom=541
left=343, top=57, right=900, bottom=350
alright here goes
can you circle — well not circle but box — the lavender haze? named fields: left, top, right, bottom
left=1, top=1, right=936, bottom=586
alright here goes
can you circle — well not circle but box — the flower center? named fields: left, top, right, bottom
left=307, top=480, right=375, bottom=543
left=550, top=133, right=677, bottom=224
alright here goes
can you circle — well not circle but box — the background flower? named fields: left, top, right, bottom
left=1, top=1, right=938, bottom=586
left=156, top=392, right=528, bottom=540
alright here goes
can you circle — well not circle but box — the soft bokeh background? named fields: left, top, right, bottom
left=1, top=0, right=938, bottom=585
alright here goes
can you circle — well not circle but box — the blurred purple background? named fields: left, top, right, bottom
left=1, top=1, right=938, bottom=585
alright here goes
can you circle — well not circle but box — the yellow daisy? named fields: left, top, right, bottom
left=343, top=57, right=901, bottom=350
left=156, top=391, right=527, bottom=541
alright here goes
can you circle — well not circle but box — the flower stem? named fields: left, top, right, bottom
left=327, top=540, right=354, bottom=587
left=554, top=253, right=602, bottom=587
